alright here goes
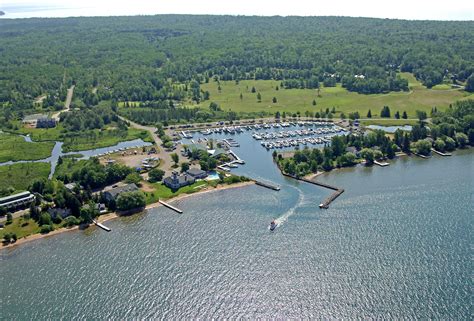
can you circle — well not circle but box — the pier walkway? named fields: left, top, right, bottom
left=374, top=160, right=390, bottom=167
left=218, top=150, right=245, bottom=171
left=159, top=200, right=183, bottom=213
left=92, top=220, right=111, bottom=232
left=431, top=148, right=452, bottom=156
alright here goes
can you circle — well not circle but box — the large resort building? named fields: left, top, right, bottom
left=22, top=114, right=57, bottom=128
left=0, top=191, right=35, bottom=210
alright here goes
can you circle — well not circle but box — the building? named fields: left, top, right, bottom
left=48, top=208, right=72, bottom=219
left=163, top=171, right=195, bottom=190
left=0, top=191, right=35, bottom=210
left=22, top=114, right=56, bottom=128
left=208, top=148, right=227, bottom=158
left=186, top=168, right=208, bottom=179
left=345, top=146, right=359, bottom=156
left=103, top=183, right=139, bottom=202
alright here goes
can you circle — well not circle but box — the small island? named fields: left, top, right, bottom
left=0, top=11, right=5, bottom=16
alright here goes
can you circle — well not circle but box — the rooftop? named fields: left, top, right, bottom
left=22, top=114, right=50, bottom=122
left=104, top=183, right=138, bottom=198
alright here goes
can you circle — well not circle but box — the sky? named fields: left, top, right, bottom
left=0, top=0, right=473, bottom=20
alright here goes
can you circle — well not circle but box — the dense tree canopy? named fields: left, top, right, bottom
left=1, top=15, right=473, bottom=116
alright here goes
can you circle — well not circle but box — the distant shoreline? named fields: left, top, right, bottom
left=0, top=181, right=254, bottom=251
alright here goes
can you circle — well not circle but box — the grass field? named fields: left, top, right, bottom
left=0, top=133, right=55, bottom=163
left=0, top=217, right=41, bottom=239
left=61, top=128, right=153, bottom=152
left=144, top=180, right=209, bottom=204
left=195, top=73, right=473, bottom=119
left=12, top=123, right=64, bottom=141
left=359, top=119, right=419, bottom=126
left=0, top=162, right=50, bottom=190
left=53, top=158, right=89, bottom=179
left=5, top=123, right=153, bottom=152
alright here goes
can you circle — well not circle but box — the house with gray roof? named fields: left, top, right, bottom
left=163, top=171, right=195, bottom=190
left=103, top=183, right=139, bottom=202
left=186, top=168, right=208, bottom=179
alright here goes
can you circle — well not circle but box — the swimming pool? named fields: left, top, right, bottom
left=205, top=171, right=220, bottom=181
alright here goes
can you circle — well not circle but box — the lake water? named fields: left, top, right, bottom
left=0, top=128, right=472, bottom=319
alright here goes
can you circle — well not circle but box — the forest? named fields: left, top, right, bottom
left=1, top=15, right=473, bottom=122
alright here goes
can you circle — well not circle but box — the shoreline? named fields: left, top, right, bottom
left=0, top=181, right=255, bottom=252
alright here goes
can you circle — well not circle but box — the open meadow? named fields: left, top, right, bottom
left=0, top=162, right=50, bottom=191
left=0, top=133, right=55, bottom=163
left=196, top=73, right=473, bottom=120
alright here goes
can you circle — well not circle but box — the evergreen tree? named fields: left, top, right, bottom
left=402, top=111, right=408, bottom=119
left=466, top=74, right=474, bottom=92
left=395, top=111, right=400, bottom=119
left=367, top=109, right=372, bottom=118
left=402, top=133, right=411, bottom=153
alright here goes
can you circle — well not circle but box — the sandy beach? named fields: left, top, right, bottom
left=1, top=181, right=255, bottom=251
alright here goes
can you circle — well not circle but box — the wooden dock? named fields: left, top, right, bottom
left=255, top=180, right=281, bottom=191
left=414, top=153, right=430, bottom=159
left=281, top=172, right=344, bottom=209
left=431, top=148, right=452, bottom=156
left=374, top=160, right=390, bottom=167
left=158, top=200, right=183, bottom=213
left=92, top=220, right=111, bottom=232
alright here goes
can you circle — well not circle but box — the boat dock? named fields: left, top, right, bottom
left=255, top=180, right=281, bottom=191
left=414, top=153, right=430, bottom=159
left=431, top=148, right=452, bottom=156
left=92, top=220, right=111, bottom=232
left=374, top=160, right=390, bottom=167
left=217, top=150, right=245, bottom=172
left=158, top=200, right=183, bottom=213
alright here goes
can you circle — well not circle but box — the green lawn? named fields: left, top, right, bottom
left=144, top=180, right=209, bottom=204
left=0, top=216, right=65, bottom=240
left=4, top=123, right=152, bottom=152
left=195, top=73, right=473, bottom=118
left=0, top=217, right=41, bottom=239
left=61, top=127, right=153, bottom=152
left=53, top=158, right=89, bottom=179
left=12, top=123, right=64, bottom=141
left=359, top=119, right=419, bottom=126
left=0, top=162, right=50, bottom=190
left=0, top=133, right=55, bottom=162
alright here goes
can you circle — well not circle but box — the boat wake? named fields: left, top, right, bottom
left=273, top=186, right=305, bottom=228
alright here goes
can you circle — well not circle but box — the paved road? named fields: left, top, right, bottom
left=52, top=85, right=75, bottom=120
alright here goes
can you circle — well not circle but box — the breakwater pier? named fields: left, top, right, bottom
left=281, top=172, right=344, bottom=209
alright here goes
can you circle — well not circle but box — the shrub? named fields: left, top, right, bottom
left=63, top=216, right=80, bottom=227
left=40, top=224, right=53, bottom=234
left=116, top=191, right=146, bottom=211
left=148, top=168, right=165, bottom=183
